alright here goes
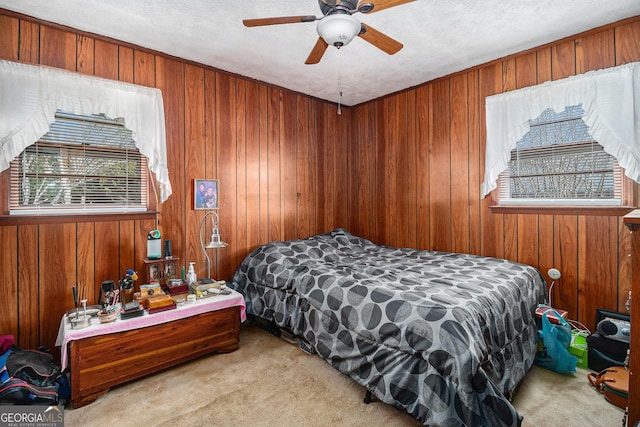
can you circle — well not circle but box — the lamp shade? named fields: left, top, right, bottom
left=199, top=210, right=227, bottom=280
left=317, top=14, right=361, bottom=48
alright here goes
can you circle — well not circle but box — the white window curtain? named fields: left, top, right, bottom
left=0, top=60, right=172, bottom=202
left=481, top=61, right=640, bottom=199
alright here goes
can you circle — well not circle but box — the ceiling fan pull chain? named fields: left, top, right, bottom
left=337, top=71, right=342, bottom=115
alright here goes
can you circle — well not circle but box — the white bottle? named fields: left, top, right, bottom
left=186, top=262, right=197, bottom=286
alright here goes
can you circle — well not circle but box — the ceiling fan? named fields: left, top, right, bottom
left=243, top=0, right=416, bottom=64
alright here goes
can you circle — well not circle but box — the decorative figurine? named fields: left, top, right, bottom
left=119, top=269, right=138, bottom=304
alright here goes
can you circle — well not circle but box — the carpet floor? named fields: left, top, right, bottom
left=64, top=325, right=625, bottom=426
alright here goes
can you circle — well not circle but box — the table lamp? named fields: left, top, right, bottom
left=199, top=210, right=227, bottom=282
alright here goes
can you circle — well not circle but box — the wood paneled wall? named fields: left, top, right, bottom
left=347, top=17, right=640, bottom=333
left=0, top=9, right=638, bottom=351
left=0, top=11, right=349, bottom=350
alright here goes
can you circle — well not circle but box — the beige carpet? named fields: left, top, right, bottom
left=65, top=325, right=625, bottom=427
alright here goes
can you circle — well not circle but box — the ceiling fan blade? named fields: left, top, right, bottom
left=305, top=38, right=329, bottom=64
left=361, top=0, right=417, bottom=13
left=243, top=15, right=317, bottom=27
left=358, top=23, right=403, bottom=55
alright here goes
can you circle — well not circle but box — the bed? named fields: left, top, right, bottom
left=229, top=228, right=547, bottom=426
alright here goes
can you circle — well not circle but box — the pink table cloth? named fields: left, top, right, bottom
left=56, top=289, right=246, bottom=369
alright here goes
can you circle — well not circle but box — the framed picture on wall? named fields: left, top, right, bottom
left=194, top=179, right=219, bottom=210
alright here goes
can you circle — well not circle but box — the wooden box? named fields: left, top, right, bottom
left=69, top=305, right=240, bottom=408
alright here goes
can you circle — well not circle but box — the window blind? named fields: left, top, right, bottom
left=498, top=106, right=622, bottom=206
left=9, top=111, right=148, bottom=214
left=0, top=60, right=171, bottom=202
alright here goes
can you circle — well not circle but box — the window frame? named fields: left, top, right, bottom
left=0, top=111, right=158, bottom=225
left=481, top=62, right=640, bottom=214
left=0, top=163, right=157, bottom=225
left=490, top=105, right=636, bottom=215
left=8, top=111, right=152, bottom=216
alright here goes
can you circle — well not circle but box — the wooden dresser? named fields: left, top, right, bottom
left=623, top=210, right=640, bottom=425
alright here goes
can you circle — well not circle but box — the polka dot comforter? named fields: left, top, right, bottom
left=230, top=228, right=547, bottom=426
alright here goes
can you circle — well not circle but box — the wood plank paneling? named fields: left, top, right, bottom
left=76, top=222, right=95, bottom=301
left=387, top=96, right=399, bottom=248
left=501, top=59, right=518, bottom=262
left=395, top=92, right=412, bottom=248
left=258, top=85, right=270, bottom=244
left=267, top=87, right=281, bottom=242
left=515, top=52, right=540, bottom=268
left=39, top=26, right=75, bottom=70
left=76, top=35, right=94, bottom=75
left=95, top=222, right=119, bottom=292
left=94, top=40, right=118, bottom=80
left=0, top=226, right=18, bottom=339
left=415, top=86, right=430, bottom=251
left=405, top=90, right=418, bottom=250
left=235, top=79, right=248, bottom=261
left=281, top=90, right=297, bottom=242
left=576, top=29, right=615, bottom=73
left=203, top=69, right=218, bottom=276
left=429, top=80, right=451, bottom=251
left=615, top=20, right=640, bottom=63
left=155, top=57, right=184, bottom=274
left=39, top=223, right=76, bottom=349
left=118, top=220, right=135, bottom=280
left=374, top=98, right=390, bottom=245
left=185, top=63, right=206, bottom=269
left=216, top=73, right=238, bottom=280
left=467, top=71, right=481, bottom=256
left=478, top=63, right=504, bottom=259
left=245, top=80, right=262, bottom=250
left=297, top=96, right=313, bottom=238
left=0, top=11, right=638, bottom=351
left=0, top=15, right=18, bottom=60
left=349, top=16, right=640, bottom=333
left=18, top=225, right=39, bottom=349
left=118, top=46, right=133, bottom=83
left=18, top=20, right=38, bottom=64
left=0, top=11, right=350, bottom=350
left=450, top=74, right=470, bottom=254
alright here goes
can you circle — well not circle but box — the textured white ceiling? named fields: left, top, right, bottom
left=1, top=1, right=639, bottom=106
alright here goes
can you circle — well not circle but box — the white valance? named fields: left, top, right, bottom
left=0, top=60, right=172, bottom=202
left=481, top=61, right=640, bottom=199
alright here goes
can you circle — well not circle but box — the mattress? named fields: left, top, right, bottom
left=229, top=228, right=547, bottom=426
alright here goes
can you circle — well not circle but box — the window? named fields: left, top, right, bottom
left=497, top=105, right=623, bottom=206
left=9, top=111, right=149, bottom=215
left=481, top=62, right=640, bottom=205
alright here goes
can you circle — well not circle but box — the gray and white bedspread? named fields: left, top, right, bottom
left=230, top=229, right=547, bottom=426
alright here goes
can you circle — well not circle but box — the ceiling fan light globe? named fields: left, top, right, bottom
left=317, top=14, right=360, bottom=48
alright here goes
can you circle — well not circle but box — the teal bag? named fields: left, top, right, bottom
left=534, top=309, right=577, bottom=373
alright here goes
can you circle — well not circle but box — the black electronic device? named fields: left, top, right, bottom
left=587, top=308, right=630, bottom=371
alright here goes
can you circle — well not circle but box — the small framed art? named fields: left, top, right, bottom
left=194, top=179, right=219, bottom=210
